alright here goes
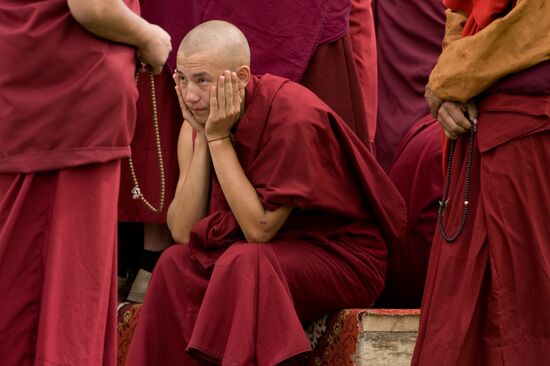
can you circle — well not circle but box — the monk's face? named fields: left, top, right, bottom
left=175, top=51, right=229, bottom=125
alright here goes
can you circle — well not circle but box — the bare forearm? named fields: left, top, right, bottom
left=167, top=138, right=211, bottom=244
left=208, top=138, right=290, bottom=243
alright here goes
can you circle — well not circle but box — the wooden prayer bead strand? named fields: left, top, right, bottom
left=128, top=70, right=166, bottom=214
left=437, top=121, right=476, bottom=243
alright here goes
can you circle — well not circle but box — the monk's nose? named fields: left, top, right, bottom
left=184, top=84, right=201, bottom=103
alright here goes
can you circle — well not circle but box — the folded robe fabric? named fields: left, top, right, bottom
left=188, top=74, right=406, bottom=270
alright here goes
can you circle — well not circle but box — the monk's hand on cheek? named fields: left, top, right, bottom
left=173, top=72, right=205, bottom=136
left=437, top=101, right=476, bottom=140
left=205, top=71, right=242, bottom=141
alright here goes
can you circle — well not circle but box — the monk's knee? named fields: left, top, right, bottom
left=154, top=244, right=191, bottom=275
left=216, top=243, right=265, bottom=269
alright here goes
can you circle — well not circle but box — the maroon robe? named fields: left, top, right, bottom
left=413, top=1, right=550, bottom=364
left=373, top=0, right=446, bottom=170
left=119, top=0, right=376, bottom=221
left=0, top=162, right=121, bottom=365
left=0, top=0, right=138, bottom=363
left=126, top=74, right=406, bottom=365
left=349, top=0, right=378, bottom=151
left=413, top=95, right=550, bottom=365
left=0, top=0, right=138, bottom=173
left=377, top=115, right=442, bottom=308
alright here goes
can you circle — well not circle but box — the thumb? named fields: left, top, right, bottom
left=465, top=101, right=478, bottom=128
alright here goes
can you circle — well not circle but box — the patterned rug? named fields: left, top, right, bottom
left=118, top=303, right=378, bottom=366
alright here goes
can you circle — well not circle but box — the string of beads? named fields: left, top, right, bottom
left=437, top=121, right=476, bottom=242
left=128, top=71, right=166, bottom=214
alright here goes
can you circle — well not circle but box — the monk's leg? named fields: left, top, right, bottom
left=126, top=244, right=210, bottom=366
left=0, top=161, right=120, bottom=366
left=412, top=136, right=490, bottom=365
left=414, top=129, right=550, bottom=366
left=188, top=241, right=383, bottom=366
left=480, top=130, right=550, bottom=364
left=0, top=173, right=56, bottom=366
left=34, top=161, right=120, bottom=365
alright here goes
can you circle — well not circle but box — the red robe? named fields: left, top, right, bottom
left=377, top=115, right=443, bottom=308
left=0, top=162, right=120, bottom=366
left=126, top=74, right=406, bottom=365
left=0, top=1, right=138, bottom=173
left=413, top=1, right=550, bottom=364
left=0, top=0, right=138, bottom=363
left=119, top=0, right=377, bottom=222
left=373, top=0, right=446, bottom=170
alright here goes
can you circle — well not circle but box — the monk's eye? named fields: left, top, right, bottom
left=198, top=78, right=209, bottom=85
left=179, top=77, right=188, bottom=87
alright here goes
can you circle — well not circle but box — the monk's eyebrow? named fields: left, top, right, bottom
left=191, top=72, right=212, bottom=79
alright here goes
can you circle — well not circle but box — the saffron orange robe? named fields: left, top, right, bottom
left=413, top=0, right=550, bottom=364
left=126, top=74, right=406, bottom=365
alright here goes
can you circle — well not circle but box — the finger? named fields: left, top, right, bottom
left=209, top=86, right=218, bottom=116
left=437, top=108, right=458, bottom=139
left=179, top=102, right=195, bottom=124
left=465, top=102, right=479, bottom=129
left=438, top=103, right=469, bottom=136
left=231, top=72, right=240, bottom=110
left=443, top=128, right=458, bottom=140
left=173, top=79, right=185, bottom=111
left=175, top=83, right=196, bottom=124
left=224, top=70, right=233, bottom=110
left=438, top=105, right=470, bottom=138
left=218, top=75, right=226, bottom=113
left=447, top=104, right=472, bottom=132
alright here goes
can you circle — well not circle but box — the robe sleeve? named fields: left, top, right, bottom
left=246, top=89, right=368, bottom=219
left=442, top=9, right=467, bottom=50
left=429, top=0, right=550, bottom=102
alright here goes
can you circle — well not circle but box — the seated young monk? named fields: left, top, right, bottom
left=126, top=20, right=406, bottom=366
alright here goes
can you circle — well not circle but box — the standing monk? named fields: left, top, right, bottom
left=126, top=20, right=405, bottom=366
left=0, top=0, right=171, bottom=364
left=118, top=0, right=378, bottom=302
left=414, top=0, right=550, bottom=364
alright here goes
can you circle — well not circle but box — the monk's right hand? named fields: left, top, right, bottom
left=137, top=24, right=171, bottom=74
left=437, top=101, right=478, bottom=140
left=173, top=72, right=205, bottom=136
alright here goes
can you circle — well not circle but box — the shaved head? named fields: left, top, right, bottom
left=179, top=20, right=250, bottom=70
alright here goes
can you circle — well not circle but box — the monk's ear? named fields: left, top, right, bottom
left=237, top=65, right=251, bottom=88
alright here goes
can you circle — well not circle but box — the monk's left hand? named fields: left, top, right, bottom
left=437, top=101, right=478, bottom=140
left=425, top=85, right=444, bottom=118
left=205, top=70, right=243, bottom=141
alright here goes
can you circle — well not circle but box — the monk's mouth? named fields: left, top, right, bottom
left=191, top=108, right=207, bottom=115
